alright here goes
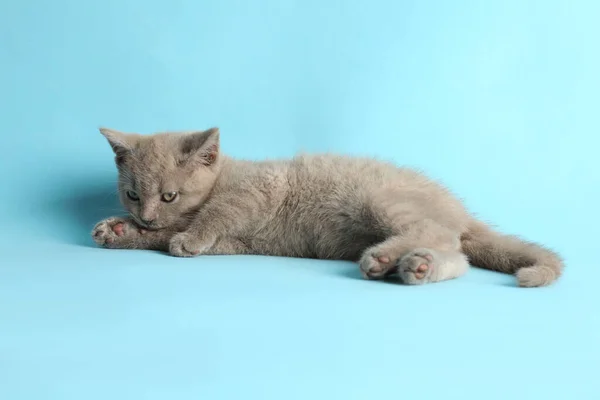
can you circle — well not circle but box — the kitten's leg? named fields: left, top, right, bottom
left=201, top=237, right=252, bottom=255
left=359, top=219, right=468, bottom=285
left=92, top=217, right=173, bottom=251
left=168, top=194, right=259, bottom=257
left=169, top=233, right=252, bottom=256
left=92, top=217, right=250, bottom=255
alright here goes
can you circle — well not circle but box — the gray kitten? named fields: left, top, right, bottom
left=92, top=127, right=563, bottom=287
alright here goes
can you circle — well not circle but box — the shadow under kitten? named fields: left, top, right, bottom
left=40, top=176, right=124, bottom=247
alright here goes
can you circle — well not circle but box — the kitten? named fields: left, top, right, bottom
left=92, top=127, right=563, bottom=287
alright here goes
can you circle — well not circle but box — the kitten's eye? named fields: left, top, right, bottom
left=126, top=190, right=140, bottom=201
left=162, top=192, right=178, bottom=203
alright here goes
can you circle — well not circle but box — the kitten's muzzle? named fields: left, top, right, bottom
left=140, top=217, right=156, bottom=226
left=134, top=215, right=160, bottom=230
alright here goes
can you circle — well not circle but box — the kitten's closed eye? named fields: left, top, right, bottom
left=126, top=190, right=140, bottom=201
left=162, top=192, right=178, bottom=203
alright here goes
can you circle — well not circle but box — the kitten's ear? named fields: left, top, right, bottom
left=99, top=127, right=137, bottom=163
left=179, top=128, right=220, bottom=166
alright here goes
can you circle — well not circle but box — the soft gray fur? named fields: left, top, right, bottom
left=92, top=127, right=564, bottom=287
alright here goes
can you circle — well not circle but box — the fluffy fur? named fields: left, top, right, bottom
left=92, top=127, right=563, bottom=287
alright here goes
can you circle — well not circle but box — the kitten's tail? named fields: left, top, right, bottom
left=460, top=220, right=564, bottom=287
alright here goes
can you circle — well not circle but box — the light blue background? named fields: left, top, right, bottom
left=1, top=0, right=599, bottom=399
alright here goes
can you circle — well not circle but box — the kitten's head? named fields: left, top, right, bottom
left=100, top=127, right=221, bottom=230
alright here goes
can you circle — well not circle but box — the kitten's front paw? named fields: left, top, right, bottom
left=92, top=217, right=145, bottom=248
left=169, top=232, right=214, bottom=257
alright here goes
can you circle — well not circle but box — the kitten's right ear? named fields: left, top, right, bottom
left=99, top=127, right=136, bottom=163
left=179, top=128, right=220, bottom=166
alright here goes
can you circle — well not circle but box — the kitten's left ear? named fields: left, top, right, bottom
left=99, top=127, right=138, bottom=159
left=179, top=127, right=220, bottom=166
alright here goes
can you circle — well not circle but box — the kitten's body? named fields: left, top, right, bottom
left=93, top=128, right=563, bottom=287
left=211, top=154, right=465, bottom=260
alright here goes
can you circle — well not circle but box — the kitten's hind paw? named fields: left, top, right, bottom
left=92, top=217, right=145, bottom=248
left=396, top=248, right=469, bottom=285
left=359, top=252, right=397, bottom=279
left=396, top=249, right=435, bottom=284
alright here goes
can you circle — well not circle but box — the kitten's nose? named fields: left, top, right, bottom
left=140, top=217, right=155, bottom=226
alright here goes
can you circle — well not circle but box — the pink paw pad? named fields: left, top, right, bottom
left=377, top=256, right=390, bottom=264
left=415, top=254, right=433, bottom=278
left=368, top=255, right=390, bottom=273
left=361, top=254, right=395, bottom=278
left=414, top=264, right=429, bottom=279
left=112, top=223, right=125, bottom=236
